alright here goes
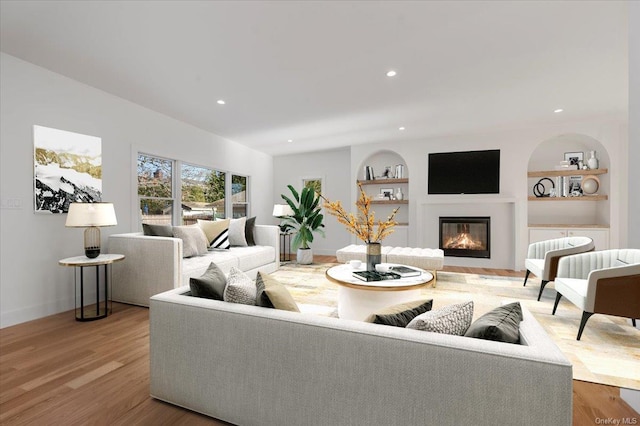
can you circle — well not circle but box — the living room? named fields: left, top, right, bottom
left=1, top=1, right=639, bottom=424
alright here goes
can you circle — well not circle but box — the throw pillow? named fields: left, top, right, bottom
left=255, top=272, right=300, bottom=312
left=189, top=262, right=227, bottom=300
left=365, top=299, right=433, bottom=327
left=217, top=217, right=247, bottom=247
left=464, top=301, right=523, bottom=344
left=223, top=267, right=256, bottom=305
left=172, top=225, right=208, bottom=258
left=197, top=219, right=230, bottom=249
left=406, top=301, right=474, bottom=336
left=142, top=223, right=173, bottom=237
left=245, top=217, right=257, bottom=246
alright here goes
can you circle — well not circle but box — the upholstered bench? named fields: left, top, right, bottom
left=336, top=244, right=444, bottom=285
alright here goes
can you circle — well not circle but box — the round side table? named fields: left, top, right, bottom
left=59, top=254, right=125, bottom=321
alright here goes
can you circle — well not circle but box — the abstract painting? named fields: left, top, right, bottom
left=33, top=125, right=102, bottom=213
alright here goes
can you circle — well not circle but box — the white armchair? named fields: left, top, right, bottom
left=552, top=249, right=640, bottom=340
left=524, top=236, right=595, bottom=301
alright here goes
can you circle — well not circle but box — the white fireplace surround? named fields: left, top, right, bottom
left=418, top=196, right=519, bottom=270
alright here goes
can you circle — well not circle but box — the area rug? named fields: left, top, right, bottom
left=271, top=262, right=640, bottom=390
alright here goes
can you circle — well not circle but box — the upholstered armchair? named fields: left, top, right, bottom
left=552, top=248, right=640, bottom=340
left=524, top=236, right=595, bottom=301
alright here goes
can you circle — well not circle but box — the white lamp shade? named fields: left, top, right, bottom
left=272, top=204, right=294, bottom=217
left=65, top=202, right=117, bottom=227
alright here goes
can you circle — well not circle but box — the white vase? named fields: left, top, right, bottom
left=395, top=188, right=403, bottom=200
left=587, top=151, right=599, bottom=169
left=297, top=248, right=313, bottom=265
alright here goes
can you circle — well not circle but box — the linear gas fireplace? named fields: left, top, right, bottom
left=439, top=216, right=490, bottom=258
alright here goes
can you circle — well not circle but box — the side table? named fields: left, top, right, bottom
left=280, top=232, right=292, bottom=262
left=59, top=254, right=125, bottom=321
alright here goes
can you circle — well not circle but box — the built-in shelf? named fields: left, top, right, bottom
left=371, top=200, right=409, bottom=205
left=527, top=168, right=608, bottom=178
left=528, top=195, right=608, bottom=201
left=357, top=178, right=409, bottom=185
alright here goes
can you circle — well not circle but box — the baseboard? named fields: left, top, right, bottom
left=0, top=295, right=75, bottom=328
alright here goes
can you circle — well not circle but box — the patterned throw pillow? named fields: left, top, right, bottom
left=406, top=301, right=474, bottom=336
left=197, top=219, right=230, bottom=249
left=365, top=299, right=433, bottom=327
left=217, top=217, right=247, bottom=247
left=223, top=267, right=256, bottom=305
left=172, top=225, right=208, bottom=258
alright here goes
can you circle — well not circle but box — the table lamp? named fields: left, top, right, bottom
left=272, top=204, right=294, bottom=218
left=65, top=202, right=117, bottom=258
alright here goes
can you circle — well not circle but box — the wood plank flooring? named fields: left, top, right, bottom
left=1, top=259, right=637, bottom=425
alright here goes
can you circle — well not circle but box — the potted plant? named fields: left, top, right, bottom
left=280, top=185, right=325, bottom=264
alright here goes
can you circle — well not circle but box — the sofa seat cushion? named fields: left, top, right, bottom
left=182, top=251, right=239, bottom=284
left=232, top=246, right=276, bottom=271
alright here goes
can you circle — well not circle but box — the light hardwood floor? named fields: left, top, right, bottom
left=1, top=259, right=637, bottom=425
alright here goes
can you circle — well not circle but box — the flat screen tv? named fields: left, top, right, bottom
left=428, top=149, right=500, bottom=194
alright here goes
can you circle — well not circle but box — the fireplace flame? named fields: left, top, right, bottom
left=444, top=232, right=486, bottom=250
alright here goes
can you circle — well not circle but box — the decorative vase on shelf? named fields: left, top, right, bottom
left=366, top=242, right=382, bottom=272
left=587, top=151, right=599, bottom=170
left=395, top=188, right=403, bottom=201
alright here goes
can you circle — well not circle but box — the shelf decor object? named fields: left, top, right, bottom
left=65, top=202, right=117, bottom=258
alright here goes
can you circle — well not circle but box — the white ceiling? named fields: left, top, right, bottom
left=0, top=1, right=629, bottom=156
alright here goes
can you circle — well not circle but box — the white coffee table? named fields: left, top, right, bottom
left=325, top=264, right=434, bottom=321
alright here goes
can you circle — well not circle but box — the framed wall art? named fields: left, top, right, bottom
left=33, top=125, right=102, bottom=213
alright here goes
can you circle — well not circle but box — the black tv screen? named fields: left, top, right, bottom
left=428, top=149, right=500, bottom=194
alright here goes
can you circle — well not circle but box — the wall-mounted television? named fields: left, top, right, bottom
left=428, top=149, right=500, bottom=195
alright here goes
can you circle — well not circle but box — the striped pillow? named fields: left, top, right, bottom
left=197, top=219, right=230, bottom=249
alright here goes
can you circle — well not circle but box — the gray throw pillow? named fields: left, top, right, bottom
left=255, top=272, right=300, bottom=312
left=464, top=302, right=523, bottom=344
left=406, top=301, right=474, bottom=336
left=142, top=223, right=173, bottom=237
left=245, top=217, right=256, bottom=246
left=189, top=262, right=227, bottom=300
left=365, top=299, right=433, bottom=327
left=173, top=225, right=208, bottom=258
left=223, top=267, right=256, bottom=305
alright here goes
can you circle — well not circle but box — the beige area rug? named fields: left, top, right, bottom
left=271, top=262, right=640, bottom=390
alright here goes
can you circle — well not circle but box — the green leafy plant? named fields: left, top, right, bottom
left=280, top=185, right=325, bottom=250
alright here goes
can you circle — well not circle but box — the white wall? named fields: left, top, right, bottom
left=273, top=148, right=351, bottom=255
left=629, top=2, right=640, bottom=249
left=274, top=119, right=628, bottom=269
left=0, top=53, right=274, bottom=327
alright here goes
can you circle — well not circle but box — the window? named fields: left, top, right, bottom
left=138, top=154, right=173, bottom=225
left=232, top=174, right=249, bottom=218
left=181, top=163, right=225, bottom=225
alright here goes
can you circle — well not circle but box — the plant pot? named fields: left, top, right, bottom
left=297, top=248, right=313, bottom=265
left=366, top=243, right=381, bottom=271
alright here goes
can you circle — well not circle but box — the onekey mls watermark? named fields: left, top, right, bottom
left=595, top=418, right=638, bottom=425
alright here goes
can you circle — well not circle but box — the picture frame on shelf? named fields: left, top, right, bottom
left=380, top=188, right=393, bottom=199
left=563, top=151, right=583, bottom=166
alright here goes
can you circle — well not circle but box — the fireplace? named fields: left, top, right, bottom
left=439, top=216, right=490, bottom=258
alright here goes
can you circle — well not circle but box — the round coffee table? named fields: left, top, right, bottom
left=325, top=264, right=434, bottom=321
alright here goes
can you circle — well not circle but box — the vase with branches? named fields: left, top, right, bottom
left=322, top=183, right=399, bottom=270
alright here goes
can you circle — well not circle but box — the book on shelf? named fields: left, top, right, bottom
left=352, top=271, right=401, bottom=282
left=388, top=265, right=422, bottom=277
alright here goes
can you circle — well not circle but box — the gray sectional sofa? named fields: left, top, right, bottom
left=107, top=224, right=279, bottom=306
left=150, top=287, right=573, bottom=426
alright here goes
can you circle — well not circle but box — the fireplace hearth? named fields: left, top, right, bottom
left=439, top=216, right=490, bottom=258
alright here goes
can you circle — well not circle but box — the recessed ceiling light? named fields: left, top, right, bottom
left=386, top=70, right=397, bottom=77
left=217, top=100, right=226, bottom=105
left=287, top=139, right=293, bottom=143
left=554, top=108, right=563, bottom=113
left=398, top=126, right=405, bottom=131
